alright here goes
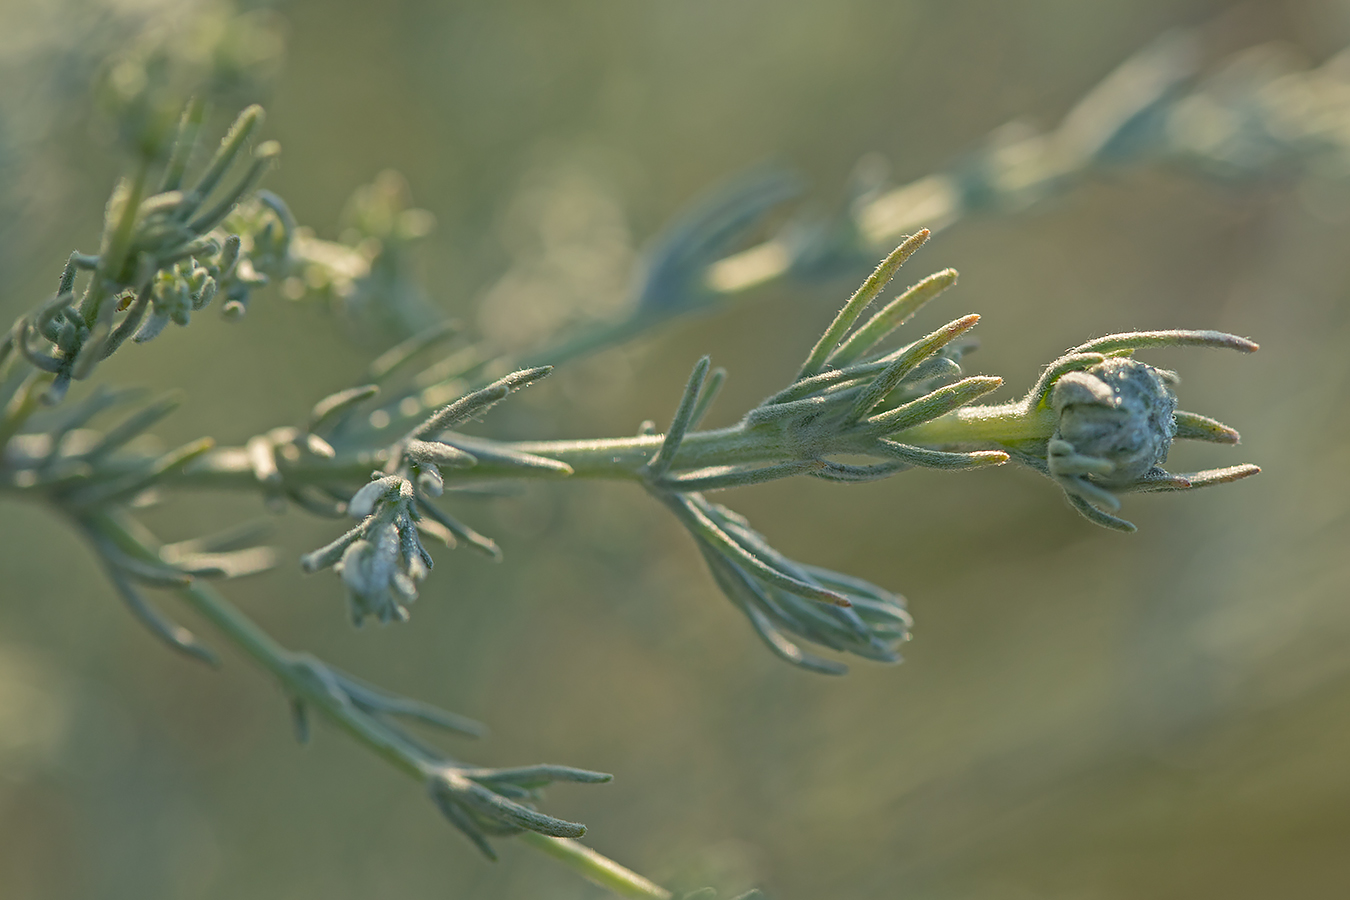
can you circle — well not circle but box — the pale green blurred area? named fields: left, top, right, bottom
left=3, top=1, right=1350, bottom=898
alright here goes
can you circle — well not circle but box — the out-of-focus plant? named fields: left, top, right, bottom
left=707, top=30, right=1350, bottom=296
left=14, top=7, right=1337, bottom=899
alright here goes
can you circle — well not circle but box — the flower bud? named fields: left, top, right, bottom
left=1051, top=357, right=1177, bottom=486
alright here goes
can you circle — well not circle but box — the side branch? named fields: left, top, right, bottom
left=88, top=512, right=671, bottom=900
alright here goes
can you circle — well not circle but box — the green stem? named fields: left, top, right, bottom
left=519, top=835, right=671, bottom=900
left=153, top=423, right=775, bottom=492
left=88, top=510, right=671, bottom=899
left=892, top=400, right=1056, bottom=446
left=3, top=400, right=1057, bottom=500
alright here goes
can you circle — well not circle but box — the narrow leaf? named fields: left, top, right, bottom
left=829, top=267, right=958, bottom=367
left=411, top=367, right=551, bottom=439
left=308, top=384, right=379, bottom=433
left=102, top=564, right=218, bottom=665
left=848, top=314, right=980, bottom=420
left=873, top=440, right=1009, bottom=470
left=664, top=493, right=850, bottom=607
left=689, top=366, right=726, bottom=429
left=180, top=105, right=265, bottom=217
left=811, top=460, right=911, bottom=483
left=404, top=439, right=478, bottom=469
left=646, top=356, right=710, bottom=478
left=659, top=459, right=825, bottom=492
left=798, top=230, right=930, bottom=379
left=865, top=376, right=1003, bottom=434
left=1126, top=463, right=1260, bottom=493
left=1066, top=493, right=1137, bottom=532
left=83, top=392, right=184, bottom=460
left=415, top=499, right=501, bottom=560
left=1024, top=352, right=1108, bottom=410
left=436, top=435, right=573, bottom=475
left=1173, top=410, right=1240, bottom=444
left=1070, top=330, right=1258, bottom=355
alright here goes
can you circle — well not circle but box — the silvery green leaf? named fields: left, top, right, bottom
left=410, top=366, right=551, bottom=439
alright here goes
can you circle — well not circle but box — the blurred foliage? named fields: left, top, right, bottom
left=2, top=1, right=1350, bottom=898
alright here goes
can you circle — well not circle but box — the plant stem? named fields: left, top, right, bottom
left=2, top=400, right=1058, bottom=500
left=157, top=424, right=776, bottom=491
left=88, top=511, right=675, bottom=900
left=92, top=509, right=434, bottom=774
left=891, top=401, right=1056, bottom=446
left=519, top=834, right=671, bottom=900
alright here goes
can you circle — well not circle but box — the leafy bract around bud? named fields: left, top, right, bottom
left=1002, top=332, right=1261, bottom=531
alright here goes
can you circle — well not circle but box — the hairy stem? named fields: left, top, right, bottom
left=159, top=424, right=774, bottom=491
left=2, top=401, right=1057, bottom=500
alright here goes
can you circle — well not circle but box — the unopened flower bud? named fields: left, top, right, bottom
left=1051, top=357, right=1177, bottom=486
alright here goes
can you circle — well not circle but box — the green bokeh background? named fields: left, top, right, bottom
left=2, top=1, right=1349, bottom=897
